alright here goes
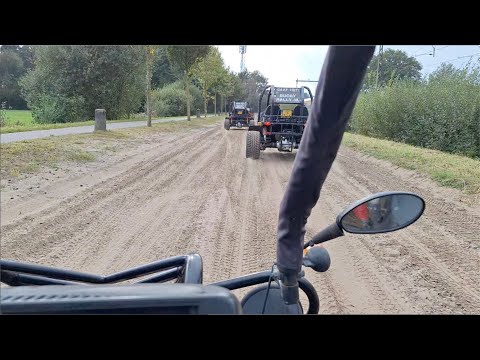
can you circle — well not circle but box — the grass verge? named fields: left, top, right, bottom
left=1, top=116, right=223, bottom=179
left=0, top=111, right=218, bottom=134
left=342, top=132, right=480, bottom=195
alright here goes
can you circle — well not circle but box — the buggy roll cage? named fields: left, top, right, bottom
left=257, top=85, right=314, bottom=122
left=0, top=255, right=203, bottom=286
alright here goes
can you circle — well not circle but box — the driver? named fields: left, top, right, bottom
left=368, top=196, right=395, bottom=229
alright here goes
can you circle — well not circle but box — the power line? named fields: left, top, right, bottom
left=410, top=46, right=449, bottom=58
left=429, top=53, right=480, bottom=67
left=414, top=46, right=430, bottom=56
left=414, top=51, right=434, bottom=58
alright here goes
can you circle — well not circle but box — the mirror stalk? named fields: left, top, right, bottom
left=304, top=223, right=344, bottom=249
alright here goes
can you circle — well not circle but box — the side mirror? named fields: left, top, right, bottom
left=337, top=192, right=425, bottom=234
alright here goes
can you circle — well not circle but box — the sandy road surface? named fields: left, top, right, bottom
left=1, top=123, right=479, bottom=313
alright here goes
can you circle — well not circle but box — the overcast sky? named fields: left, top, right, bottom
left=217, top=45, right=480, bottom=93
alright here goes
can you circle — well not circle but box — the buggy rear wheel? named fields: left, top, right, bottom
left=246, top=131, right=261, bottom=160
left=224, top=119, right=230, bottom=130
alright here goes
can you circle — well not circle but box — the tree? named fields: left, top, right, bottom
left=0, top=45, right=34, bottom=109
left=145, top=46, right=155, bottom=127
left=151, top=47, right=182, bottom=89
left=364, top=49, right=422, bottom=90
left=233, top=70, right=269, bottom=112
left=191, top=47, right=225, bottom=117
left=166, top=46, right=211, bottom=120
left=214, top=68, right=236, bottom=115
left=212, top=67, right=230, bottom=115
left=20, top=45, right=146, bottom=123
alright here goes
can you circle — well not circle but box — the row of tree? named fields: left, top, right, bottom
left=0, top=45, right=269, bottom=124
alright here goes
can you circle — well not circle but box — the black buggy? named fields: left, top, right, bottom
left=246, top=86, right=313, bottom=159
left=224, top=101, right=253, bottom=130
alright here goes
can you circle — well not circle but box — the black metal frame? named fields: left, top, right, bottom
left=210, top=270, right=319, bottom=314
left=1, top=254, right=320, bottom=314
left=0, top=253, right=203, bottom=286
left=251, top=85, right=313, bottom=151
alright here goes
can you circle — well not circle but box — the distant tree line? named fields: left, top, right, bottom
left=0, top=45, right=269, bottom=123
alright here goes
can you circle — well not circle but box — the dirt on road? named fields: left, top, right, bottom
left=1, top=122, right=479, bottom=313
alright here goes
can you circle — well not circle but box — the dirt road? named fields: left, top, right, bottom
left=1, top=123, right=479, bottom=313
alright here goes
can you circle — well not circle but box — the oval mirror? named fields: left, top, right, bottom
left=339, top=192, right=425, bottom=234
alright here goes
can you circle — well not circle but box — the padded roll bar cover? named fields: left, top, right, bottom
left=276, top=46, right=375, bottom=273
left=1, top=283, right=242, bottom=314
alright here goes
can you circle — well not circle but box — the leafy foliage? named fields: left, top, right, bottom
left=151, top=81, right=203, bottom=117
left=351, top=61, right=480, bottom=159
left=0, top=45, right=34, bottom=109
left=20, top=45, right=146, bottom=123
left=363, top=49, right=422, bottom=90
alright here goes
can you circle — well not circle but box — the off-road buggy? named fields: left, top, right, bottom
left=224, top=101, right=254, bottom=130
left=245, top=86, right=313, bottom=159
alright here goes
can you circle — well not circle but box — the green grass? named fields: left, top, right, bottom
left=0, top=111, right=217, bottom=134
left=0, top=137, right=96, bottom=179
left=66, top=150, right=96, bottom=162
left=2, top=110, right=34, bottom=127
left=0, top=116, right=223, bottom=179
left=1, top=139, right=62, bottom=178
left=342, top=132, right=480, bottom=195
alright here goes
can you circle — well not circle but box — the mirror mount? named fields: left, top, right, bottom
left=303, top=223, right=344, bottom=249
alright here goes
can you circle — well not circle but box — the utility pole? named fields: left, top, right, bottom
left=375, top=45, right=384, bottom=88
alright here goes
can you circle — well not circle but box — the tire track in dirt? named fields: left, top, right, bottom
left=1, top=127, right=217, bottom=268
left=2, top=124, right=478, bottom=314
left=316, top=148, right=480, bottom=313
left=0, top=132, right=194, bottom=227
left=336, top=149, right=480, bottom=309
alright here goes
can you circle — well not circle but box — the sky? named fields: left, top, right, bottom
left=217, top=45, right=480, bottom=93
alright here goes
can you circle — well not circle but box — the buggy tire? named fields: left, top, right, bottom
left=224, top=119, right=230, bottom=130
left=246, top=131, right=261, bottom=159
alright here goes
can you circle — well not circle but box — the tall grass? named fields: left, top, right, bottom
left=350, top=62, right=480, bottom=159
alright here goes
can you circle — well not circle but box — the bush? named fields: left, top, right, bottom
left=0, top=102, right=7, bottom=127
left=151, top=81, right=203, bottom=117
left=20, top=45, right=146, bottom=123
left=350, top=62, right=480, bottom=159
left=31, top=95, right=86, bottom=124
